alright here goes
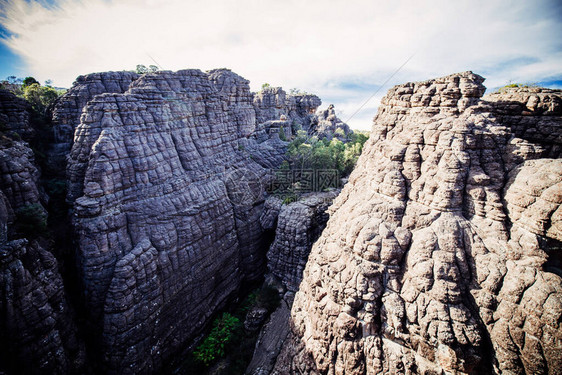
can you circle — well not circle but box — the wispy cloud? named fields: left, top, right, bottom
left=1, top=0, right=561, bottom=130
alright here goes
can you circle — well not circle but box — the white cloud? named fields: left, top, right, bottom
left=1, top=0, right=561, bottom=130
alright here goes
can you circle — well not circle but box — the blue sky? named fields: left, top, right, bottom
left=1, top=0, right=561, bottom=130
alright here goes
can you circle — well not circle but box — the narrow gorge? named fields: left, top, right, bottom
left=0, top=69, right=560, bottom=375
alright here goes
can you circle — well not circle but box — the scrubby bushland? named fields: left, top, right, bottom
left=269, top=129, right=368, bottom=203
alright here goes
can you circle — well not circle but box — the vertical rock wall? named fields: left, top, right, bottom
left=64, top=68, right=326, bottom=373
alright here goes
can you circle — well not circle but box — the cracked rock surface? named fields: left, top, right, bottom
left=0, top=89, right=35, bottom=141
left=273, top=72, right=562, bottom=374
left=48, top=71, right=139, bottom=175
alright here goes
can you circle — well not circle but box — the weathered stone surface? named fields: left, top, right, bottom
left=0, top=89, right=34, bottom=141
left=247, top=292, right=295, bottom=375
left=0, top=95, right=84, bottom=373
left=0, top=239, right=85, bottom=374
left=273, top=72, right=562, bottom=374
left=312, top=104, right=352, bottom=140
left=0, top=139, right=44, bottom=221
left=66, top=68, right=329, bottom=374
left=266, top=191, right=339, bottom=291
left=49, top=71, right=139, bottom=175
left=253, top=87, right=321, bottom=134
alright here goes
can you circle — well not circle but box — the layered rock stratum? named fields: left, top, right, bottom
left=58, top=68, right=328, bottom=373
left=273, top=73, right=562, bottom=374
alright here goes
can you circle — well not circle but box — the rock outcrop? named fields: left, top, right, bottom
left=264, top=191, right=339, bottom=292
left=313, top=104, right=352, bottom=140
left=63, top=68, right=328, bottom=374
left=0, top=239, right=85, bottom=374
left=0, top=89, right=35, bottom=141
left=273, top=72, right=562, bottom=374
left=0, top=92, right=84, bottom=374
left=253, top=87, right=321, bottom=135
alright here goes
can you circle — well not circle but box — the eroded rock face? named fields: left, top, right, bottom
left=49, top=71, right=139, bottom=175
left=66, top=68, right=326, bottom=373
left=265, top=191, right=339, bottom=292
left=0, top=239, right=85, bottom=374
left=0, top=139, right=44, bottom=220
left=0, top=94, right=84, bottom=373
left=253, top=87, right=322, bottom=134
left=313, top=104, right=352, bottom=140
left=273, top=72, right=562, bottom=374
left=0, top=89, right=35, bottom=141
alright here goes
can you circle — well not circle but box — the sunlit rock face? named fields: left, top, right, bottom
left=273, top=72, right=562, bottom=374
left=65, top=68, right=325, bottom=374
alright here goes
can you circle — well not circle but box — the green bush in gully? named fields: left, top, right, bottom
left=271, top=130, right=368, bottom=203
left=193, top=313, right=241, bottom=366
left=286, top=130, right=368, bottom=176
left=183, top=285, right=280, bottom=373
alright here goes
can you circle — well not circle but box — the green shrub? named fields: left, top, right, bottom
left=23, top=83, right=60, bottom=113
left=14, top=203, right=48, bottom=238
left=279, top=126, right=287, bottom=141
left=497, top=82, right=539, bottom=93
left=193, top=313, right=241, bottom=366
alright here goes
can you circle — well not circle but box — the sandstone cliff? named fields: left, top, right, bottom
left=273, top=72, right=561, bottom=374
left=58, top=68, right=329, bottom=374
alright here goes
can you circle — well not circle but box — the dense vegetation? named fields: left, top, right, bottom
left=269, top=129, right=369, bottom=202
left=285, top=130, right=368, bottom=176
left=1, top=76, right=64, bottom=115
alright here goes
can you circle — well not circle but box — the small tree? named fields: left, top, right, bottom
left=193, top=313, right=241, bottom=366
left=136, top=64, right=159, bottom=74
left=22, top=76, right=39, bottom=87
left=23, top=83, right=59, bottom=113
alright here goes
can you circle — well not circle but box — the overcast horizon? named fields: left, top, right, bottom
left=1, top=0, right=561, bottom=130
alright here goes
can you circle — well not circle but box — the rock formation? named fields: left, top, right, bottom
left=253, top=87, right=321, bottom=134
left=0, top=239, right=85, bottom=374
left=0, top=89, right=35, bottom=141
left=48, top=71, right=139, bottom=175
left=273, top=72, right=562, bottom=374
left=313, top=104, right=352, bottom=140
left=58, top=68, right=331, bottom=374
left=0, top=92, right=84, bottom=374
left=264, top=191, right=340, bottom=292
